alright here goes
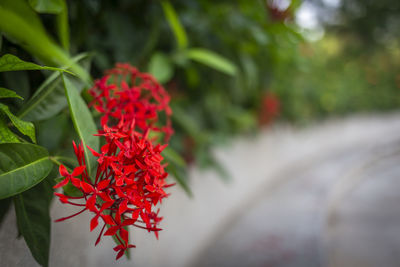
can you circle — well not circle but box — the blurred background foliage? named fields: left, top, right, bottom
left=1, top=0, right=400, bottom=181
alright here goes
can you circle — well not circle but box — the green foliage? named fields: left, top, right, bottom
left=0, top=143, right=52, bottom=199
left=17, top=53, right=91, bottom=121
left=148, top=52, right=174, bottom=83
left=56, top=0, right=69, bottom=51
left=0, top=54, right=73, bottom=74
left=0, top=0, right=88, bottom=81
left=14, top=169, right=55, bottom=267
left=161, top=1, right=188, bottom=50
left=186, top=48, right=238, bottom=76
left=0, top=87, right=23, bottom=100
left=62, top=74, right=99, bottom=177
left=0, top=115, right=20, bottom=143
left=0, top=103, right=36, bottom=142
left=271, top=35, right=400, bottom=123
left=29, top=0, right=64, bottom=14
left=0, top=197, right=12, bottom=227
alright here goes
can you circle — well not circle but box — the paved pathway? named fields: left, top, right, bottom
left=2, top=113, right=400, bottom=267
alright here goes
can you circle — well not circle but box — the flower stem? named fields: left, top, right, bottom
left=49, top=156, right=73, bottom=172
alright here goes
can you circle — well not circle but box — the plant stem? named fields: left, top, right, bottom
left=49, top=156, right=73, bottom=172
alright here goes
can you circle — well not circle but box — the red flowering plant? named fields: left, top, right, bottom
left=53, top=64, right=174, bottom=259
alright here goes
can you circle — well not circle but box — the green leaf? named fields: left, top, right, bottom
left=0, top=115, right=20, bottom=143
left=29, top=0, right=64, bottom=14
left=166, top=164, right=192, bottom=197
left=3, top=71, right=30, bottom=102
left=186, top=48, right=238, bottom=76
left=0, top=143, right=52, bottom=199
left=62, top=74, right=99, bottom=178
left=36, top=114, right=68, bottom=151
left=14, top=174, right=54, bottom=267
left=161, top=1, right=188, bottom=49
left=0, top=0, right=89, bottom=81
left=162, top=146, right=186, bottom=168
left=171, top=106, right=206, bottom=143
left=148, top=52, right=174, bottom=84
left=0, top=87, right=23, bottom=100
left=0, top=197, right=11, bottom=228
left=18, top=53, right=91, bottom=121
left=56, top=0, right=69, bottom=50
left=0, top=103, right=36, bottom=142
left=0, top=54, right=73, bottom=74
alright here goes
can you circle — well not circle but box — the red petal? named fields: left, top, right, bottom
left=59, top=165, right=70, bottom=177
left=120, top=228, right=129, bottom=243
left=55, top=193, right=69, bottom=203
left=154, top=230, right=159, bottom=240
left=87, top=145, right=101, bottom=157
left=145, top=185, right=154, bottom=192
left=115, top=176, right=124, bottom=186
left=118, top=199, right=128, bottom=215
left=70, top=177, right=81, bottom=188
left=113, top=245, right=123, bottom=252
left=131, top=209, right=140, bottom=221
left=53, top=177, right=69, bottom=189
left=71, top=165, right=86, bottom=176
left=72, top=141, right=78, bottom=155
left=86, top=195, right=97, bottom=211
left=101, top=215, right=115, bottom=225
left=116, top=249, right=125, bottom=260
left=97, top=179, right=110, bottom=191
left=99, top=192, right=113, bottom=203
left=81, top=181, right=94, bottom=193
left=90, top=215, right=99, bottom=231
left=104, top=226, right=119, bottom=236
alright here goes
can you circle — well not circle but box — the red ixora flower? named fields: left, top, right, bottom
left=89, top=63, right=173, bottom=141
left=54, top=63, right=174, bottom=260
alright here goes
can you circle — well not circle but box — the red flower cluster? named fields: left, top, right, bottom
left=91, top=63, right=173, bottom=141
left=54, top=63, right=173, bottom=260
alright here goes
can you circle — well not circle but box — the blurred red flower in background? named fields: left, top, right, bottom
left=258, top=92, right=280, bottom=126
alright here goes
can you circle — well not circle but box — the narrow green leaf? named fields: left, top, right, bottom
left=186, top=48, right=238, bottom=76
left=148, top=52, right=174, bottom=84
left=0, top=87, right=23, bottom=100
left=166, top=164, right=192, bottom=197
left=29, top=0, right=64, bottom=14
left=0, top=115, right=20, bottom=143
left=0, top=197, right=11, bottom=228
left=161, top=1, right=188, bottom=49
left=0, top=54, right=73, bottom=74
left=162, top=146, right=186, bottom=168
left=172, top=106, right=205, bottom=142
left=18, top=53, right=91, bottom=121
left=0, top=103, right=36, bottom=143
left=62, top=74, right=99, bottom=178
left=14, top=175, right=53, bottom=267
left=0, top=143, right=52, bottom=199
left=56, top=0, right=69, bottom=50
